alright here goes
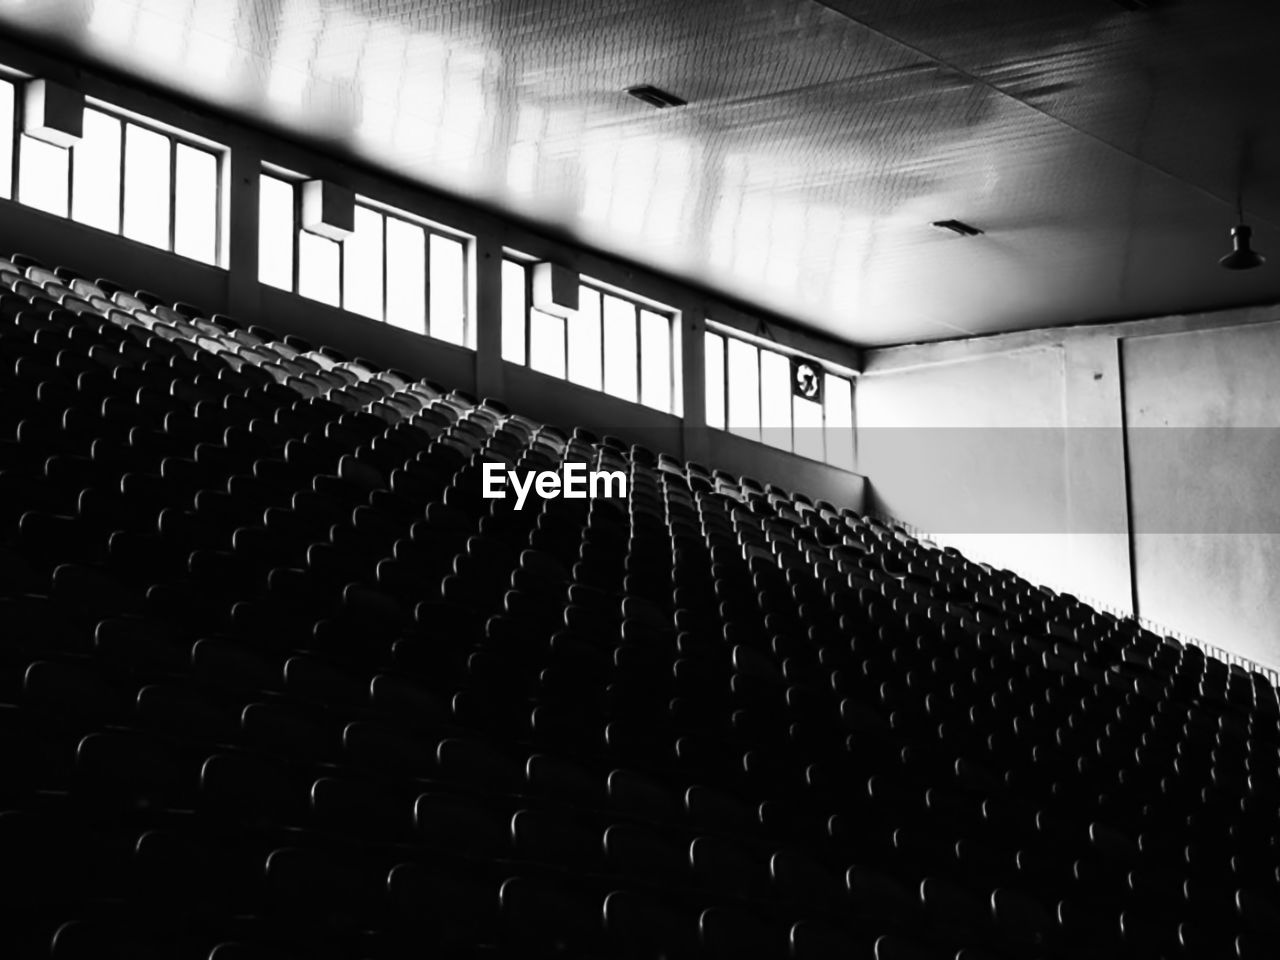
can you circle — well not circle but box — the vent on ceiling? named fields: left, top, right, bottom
left=626, top=85, right=687, bottom=109
left=932, top=219, right=984, bottom=237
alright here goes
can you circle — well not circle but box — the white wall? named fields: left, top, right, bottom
left=1123, top=319, right=1280, bottom=669
left=859, top=304, right=1280, bottom=669
left=858, top=332, right=1132, bottom=612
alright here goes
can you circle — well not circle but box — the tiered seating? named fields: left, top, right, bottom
left=0, top=251, right=1278, bottom=960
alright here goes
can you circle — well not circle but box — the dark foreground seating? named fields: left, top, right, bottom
left=0, top=254, right=1277, bottom=959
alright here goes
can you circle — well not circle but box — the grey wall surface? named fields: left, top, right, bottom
left=1123, top=319, right=1280, bottom=669
left=860, top=305, right=1280, bottom=668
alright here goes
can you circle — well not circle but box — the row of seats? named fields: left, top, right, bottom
left=0, top=249, right=1277, bottom=959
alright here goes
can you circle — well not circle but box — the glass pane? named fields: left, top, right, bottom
left=529, top=308, right=565, bottom=378
left=258, top=174, right=294, bottom=290
left=385, top=217, right=426, bottom=333
left=670, top=310, right=683, bottom=416
left=429, top=233, right=466, bottom=346
left=704, top=332, right=725, bottom=430
left=567, top=286, right=602, bottom=391
left=793, top=393, right=824, bottom=461
left=640, top=308, right=671, bottom=413
left=298, top=229, right=340, bottom=306
left=824, top=374, right=855, bottom=470
left=602, top=294, right=638, bottom=402
left=726, top=337, right=760, bottom=441
left=71, top=109, right=122, bottom=234
left=501, top=259, right=526, bottom=364
left=18, top=134, right=69, bottom=217
left=174, top=144, right=218, bottom=264
left=343, top=205, right=384, bottom=320
left=760, top=349, right=792, bottom=451
left=122, top=123, right=171, bottom=248
left=0, top=81, right=12, bottom=200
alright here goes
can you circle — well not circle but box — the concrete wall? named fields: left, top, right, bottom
left=1122, top=319, right=1280, bottom=668
left=860, top=304, right=1280, bottom=668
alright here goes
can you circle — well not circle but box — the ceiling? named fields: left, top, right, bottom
left=1, top=0, right=1279, bottom=347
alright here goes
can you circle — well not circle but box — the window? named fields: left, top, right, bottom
left=122, top=122, right=170, bottom=249
left=705, top=332, right=726, bottom=430
left=258, top=174, right=295, bottom=290
left=259, top=172, right=470, bottom=345
left=704, top=328, right=856, bottom=470
left=9, top=93, right=223, bottom=265
left=602, top=294, right=638, bottom=402
left=0, top=78, right=12, bottom=200
left=501, top=259, right=526, bottom=364
left=502, top=257, right=678, bottom=414
left=726, top=337, right=760, bottom=442
left=174, top=144, right=218, bottom=264
left=343, top=205, right=384, bottom=319
left=71, top=110, right=121, bottom=233
left=568, top=287, right=603, bottom=390
left=386, top=217, right=426, bottom=333
left=430, top=233, right=466, bottom=346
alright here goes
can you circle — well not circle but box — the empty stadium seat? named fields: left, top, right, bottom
left=0, top=249, right=1272, bottom=960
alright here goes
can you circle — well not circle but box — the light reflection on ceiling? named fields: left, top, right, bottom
left=0, top=0, right=1278, bottom=346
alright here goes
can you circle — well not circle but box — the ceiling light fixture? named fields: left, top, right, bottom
left=1220, top=196, right=1265, bottom=271
left=625, top=85, right=687, bottom=109
left=932, top=219, right=983, bottom=237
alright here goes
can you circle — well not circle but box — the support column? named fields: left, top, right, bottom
left=225, top=136, right=261, bottom=322
left=680, top=302, right=708, bottom=464
left=473, top=229, right=505, bottom=401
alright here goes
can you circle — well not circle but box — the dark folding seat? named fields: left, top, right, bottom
left=136, top=681, right=240, bottom=743
left=18, top=511, right=105, bottom=568
left=384, top=861, right=497, bottom=950
left=435, top=736, right=524, bottom=794
left=771, top=846, right=846, bottom=915
left=189, top=637, right=279, bottom=696
left=497, top=875, right=600, bottom=958
left=689, top=835, right=771, bottom=901
left=602, top=821, right=686, bottom=884
left=872, top=935, right=948, bottom=960
left=989, top=886, right=1054, bottom=950
left=341, top=721, right=432, bottom=779
left=199, top=752, right=305, bottom=823
left=48, top=913, right=205, bottom=960
left=368, top=673, right=452, bottom=737
left=50, top=561, right=144, bottom=623
left=414, top=792, right=510, bottom=858
left=698, top=906, right=787, bottom=960
left=608, top=768, right=683, bottom=823
left=671, top=734, right=741, bottom=786
left=74, top=729, right=192, bottom=809
left=524, top=752, right=606, bottom=806
left=262, top=845, right=377, bottom=934
left=790, top=920, right=859, bottom=960
left=309, top=775, right=411, bottom=840
left=241, top=701, right=335, bottom=765
left=281, top=654, right=366, bottom=710
left=511, top=808, right=600, bottom=869
left=23, top=657, right=129, bottom=726
left=603, top=889, right=698, bottom=960
left=0, top=702, right=78, bottom=794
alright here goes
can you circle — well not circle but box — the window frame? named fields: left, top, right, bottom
left=704, top=323, right=857, bottom=470
left=261, top=168, right=473, bottom=346
left=502, top=254, right=680, bottom=414
left=7, top=88, right=226, bottom=265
